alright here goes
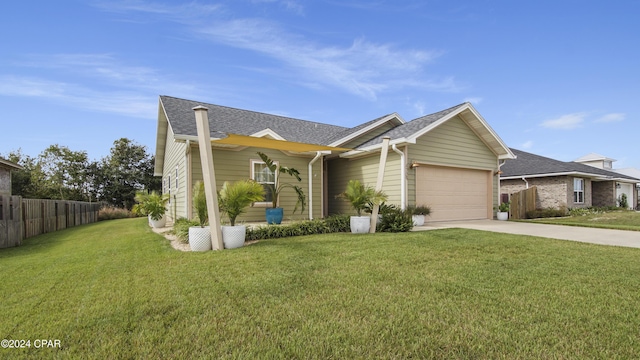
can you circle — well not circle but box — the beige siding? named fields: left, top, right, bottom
left=327, top=152, right=402, bottom=215
left=407, top=115, right=499, bottom=210
left=190, top=146, right=322, bottom=223
left=161, top=129, right=187, bottom=222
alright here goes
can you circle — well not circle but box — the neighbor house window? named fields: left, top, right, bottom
left=175, top=166, right=179, bottom=189
left=251, top=159, right=277, bottom=205
left=574, top=178, right=584, bottom=204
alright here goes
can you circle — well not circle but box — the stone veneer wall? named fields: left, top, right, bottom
left=501, top=176, right=592, bottom=210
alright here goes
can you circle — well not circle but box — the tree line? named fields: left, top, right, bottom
left=2, top=138, right=161, bottom=209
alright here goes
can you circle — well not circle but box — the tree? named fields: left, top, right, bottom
left=38, top=145, right=89, bottom=201
left=97, top=138, right=161, bottom=209
left=2, top=138, right=159, bottom=205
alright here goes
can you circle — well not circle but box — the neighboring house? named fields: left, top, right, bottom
left=574, top=153, right=640, bottom=210
left=154, top=95, right=515, bottom=223
left=500, top=149, right=639, bottom=210
left=0, top=158, right=22, bottom=196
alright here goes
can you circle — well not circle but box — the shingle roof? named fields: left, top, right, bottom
left=323, top=113, right=397, bottom=146
left=160, top=95, right=349, bottom=146
left=502, top=149, right=639, bottom=181
left=355, top=103, right=468, bottom=148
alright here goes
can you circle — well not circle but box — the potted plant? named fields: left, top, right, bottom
left=337, top=179, right=387, bottom=233
left=218, top=179, right=265, bottom=249
left=134, top=191, right=169, bottom=228
left=257, top=152, right=306, bottom=224
left=408, top=205, right=431, bottom=226
left=496, top=201, right=510, bottom=221
left=188, top=181, right=212, bottom=251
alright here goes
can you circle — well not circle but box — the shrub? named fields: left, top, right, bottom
left=526, top=208, right=568, bottom=219
left=407, top=205, right=431, bottom=216
left=618, top=193, right=629, bottom=209
left=98, top=206, right=133, bottom=221
left=377, top=208, right=414, bottom=233
left=170, top=218, right=201, bottom=243
left=246, top=219, right=331, bottom=241
left=324, top=214, right=351, bottom=233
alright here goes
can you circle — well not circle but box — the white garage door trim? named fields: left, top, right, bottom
left=416, top=164, right=493, bottom=221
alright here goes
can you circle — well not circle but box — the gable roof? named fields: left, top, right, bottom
left=501, top=149, right=639, bottom=182
left=344, top=102, right=515, bottom=159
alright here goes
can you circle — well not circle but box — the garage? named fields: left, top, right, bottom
left=416, top=165, right=492, bottom=221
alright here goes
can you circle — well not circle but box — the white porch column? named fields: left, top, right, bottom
left=193, top=106, right=223, bottom=250
left=370, top=137, right=391, bottom=233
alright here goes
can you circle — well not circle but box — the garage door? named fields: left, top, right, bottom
left=416, top=165, right=491, bottom=221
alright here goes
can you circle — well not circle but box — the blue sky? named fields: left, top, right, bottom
left=1, top=0, right=639, bottom=169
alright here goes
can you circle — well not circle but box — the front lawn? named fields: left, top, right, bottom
left=525, top=209, right=640, bottom=231
left=2, top=218, right=640, bottom=358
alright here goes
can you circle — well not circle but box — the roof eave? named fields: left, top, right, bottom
left=339, top=138, right=414, bottom=159
left=0, top=158, right=23, bottom=170
left=501, top=171, right=638, bottom=181
left=328, top=113, right=405, bottom=147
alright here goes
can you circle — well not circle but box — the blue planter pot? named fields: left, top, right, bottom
left=266, top=207, right=284, bottom=224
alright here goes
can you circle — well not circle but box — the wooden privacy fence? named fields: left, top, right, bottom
left=509, top=186, right=537, bottom=220
left=0, top=196, right=101, bottom=249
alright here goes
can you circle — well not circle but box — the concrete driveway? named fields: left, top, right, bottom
left=415, top=220, right=640, bottom=248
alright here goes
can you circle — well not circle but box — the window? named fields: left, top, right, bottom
left=573, top=178, right=584, bottom=204
left=251, top=159, right=277, bottom=205
left=175, top=166, right=179, bottom=189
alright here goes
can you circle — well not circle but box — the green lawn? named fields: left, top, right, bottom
left=525, top=210, right=640, bottom=231
left=2, top=218, right=640, bottom=358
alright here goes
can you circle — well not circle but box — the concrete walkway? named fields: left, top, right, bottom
left=414, top=220, right=640, bottom=249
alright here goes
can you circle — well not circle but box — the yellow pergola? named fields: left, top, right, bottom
left=212, top=133, right=351, bottom=153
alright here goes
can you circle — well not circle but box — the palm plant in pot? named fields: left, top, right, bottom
left=408, top=205, right=431, bottom=226
left=496, top=201, right=510, bottom=221
left=189, top=181, right=212, bottom=251
left=134, top=191, right=169, bottom=228
left=337, top=179, right=387, bottom=233
left=218, top=179, right=265, bottom=249
left=257, top=152, right=306, bottom=224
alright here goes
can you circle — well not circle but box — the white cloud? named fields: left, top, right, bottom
left=595, top=113, right=625, bottom=123
left=0, top=54, right=201, bottom=119
left=0, top=75, right=156, bottom=119
left=412, top=101, right=426, bottom=116
left=97, top=1, right=454, bottom=100
left=251, top=0, right=305, bottom=14
left=521, top=140, right=533, bottom=149
left=197, top=20, right=448, bottom=100
left=541, top=112, right=586, bottom=130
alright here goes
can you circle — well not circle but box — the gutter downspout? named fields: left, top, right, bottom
left=522, top=177, right=529, bottom=189
left=391, top=144, right=406, bottom=210
left=308, top=151, right=323, bottom=220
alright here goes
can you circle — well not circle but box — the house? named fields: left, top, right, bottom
left=0, top=158, right=22, bottom=196
left=154, top=95, right=515, bottom=223
left=574, top=153, right=640, bottom=210
left=500, top=149, right=639, bottom=210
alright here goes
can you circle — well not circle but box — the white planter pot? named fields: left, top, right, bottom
left=189, top=226, right=212, bottom=251
left=497, top=212, right=509, bottom=221
left=149, top=215, right=166, bottom=228
left=221, top=225, right=246, bottom=249
left=350, top=216, right=371, bottom=234
left=412, top=214, right=425, bottom=227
